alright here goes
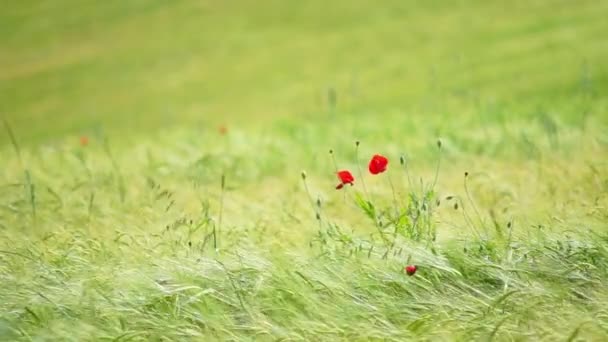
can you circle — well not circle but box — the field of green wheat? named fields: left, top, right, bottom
left=2, top=1, right=608, bottom=340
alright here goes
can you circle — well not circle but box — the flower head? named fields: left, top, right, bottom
left=336, top=170, right=355, bottom=189
left=368, top=154, right=388, bottom=175
left=219, top=125, right=228, bottom=135
left=80, top=136, right=89, bottom=147
left=404, top=265, right=417, bottom=276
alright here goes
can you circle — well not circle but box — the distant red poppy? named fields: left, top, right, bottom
left=404, top=265, right=417, bottom=276
left=368, top=154, right=388, bottom=174
left=80, top=136, right=89, bottom=147
left=336, top=170, right=355, bottom=189
left=219, top=125, right=228, bottom=135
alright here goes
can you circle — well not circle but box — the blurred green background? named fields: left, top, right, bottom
left=2, top=0, right=606, bottom=145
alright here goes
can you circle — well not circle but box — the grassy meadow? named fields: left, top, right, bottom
left=2, top=0, right=608, bottom=340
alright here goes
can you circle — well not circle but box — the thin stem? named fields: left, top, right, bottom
left=329, top=149, right=338, bottom=173
left=464, top=173, right=486, bottom=237
left=3, top=118, right=36, bottom=221
left=215, top=174, right=226, bottom=251
left=401, top=155, right=414, bottom=191
left=386, top=172, right=402, bottom=242
left=102, top=135, right=126, bottom=203
left=456, top=196, right=483, bottom=240
left=431, top=143, right=442, bottom=191
left=355, top=142, right=370, bottom=199
left=301, top=172, right=323, bottom=230
left=2, top=117, right=23, bottom=167
left=386, top=172, right=399, bottom=216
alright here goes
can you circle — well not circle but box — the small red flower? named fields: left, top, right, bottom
left=336, top=170, right=355, bottom=189
left=219, top=125, right=228, bottom=135
left=404, top=265, right=417, bottom=276
left=80, top=136, right=89, bottom=147
left=368, top=154, right=388, bottom=175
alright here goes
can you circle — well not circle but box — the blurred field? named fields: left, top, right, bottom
left=2, top=0, right=607, bottom=143
left=2, top=1, right=608, bottom=340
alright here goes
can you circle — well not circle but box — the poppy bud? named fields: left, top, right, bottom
left=464, top=171, right=469, bottom=177
left=405, top=265, right=417, bottom=276
left=437, top=139, right=442, bottom=149
left=356, top=140, right=360, bottom=146
left=301, top=171, right=307, bottom=180
left=400, top=155, right=405, bottom=166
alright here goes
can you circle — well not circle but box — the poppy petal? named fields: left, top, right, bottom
left=369, top=154, right=388, bottom=175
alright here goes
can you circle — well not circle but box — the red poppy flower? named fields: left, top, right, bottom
left=336, top=170, right=355, bottom=189
left=404, top=265, right=417, bottom=276
left=218, top=125, right=228, bottom=135
left=80, top=136, right=89, bottom=147
left=368, top=154, right=388, bottom=174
